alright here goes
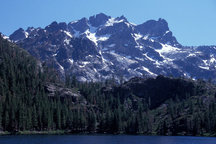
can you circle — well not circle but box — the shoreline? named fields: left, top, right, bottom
left=0, top=130, right=215, bottom=137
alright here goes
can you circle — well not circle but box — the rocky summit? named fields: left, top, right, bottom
left=9, top=13, right=216, bottom=82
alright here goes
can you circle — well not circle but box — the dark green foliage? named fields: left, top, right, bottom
left=0, top=37, right=89, bottom=132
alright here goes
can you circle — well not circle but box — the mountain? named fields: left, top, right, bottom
left=1, top=35, right=216, bottom=135
left=8, top=13, right=216, bottom=82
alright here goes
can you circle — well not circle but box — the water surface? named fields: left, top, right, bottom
left=0, top=135, right=216, bottom=144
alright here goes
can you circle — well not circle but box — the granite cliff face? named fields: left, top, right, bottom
left=8, top=13, right=216, bottom=81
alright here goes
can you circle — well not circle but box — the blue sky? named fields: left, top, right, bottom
left=0, top=0, right=215, bottom=46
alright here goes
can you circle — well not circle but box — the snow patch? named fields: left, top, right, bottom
left=105, top=18, right=124, bottom=27
left=124, top=22, right=131, bottom=27
left=154, top=45, right=175, bottom=63
left=64, top=39, right=70, bottom=45
left=163, top=30, right=170, bottom=36
left=143, top=35, right=149, bottom=40
left=183, top=72, right=191, bottom=78
left=93, top=68, right=97, bottom=72
left=60, top=65, right=64, bottom=70
left=154, top=61, right=162, bottom=67
left=199, top=66, right=209, bottom=70
left=203, top=60, right=208, bottom=65
left=69, top=59, right=74, bottom=64
left=135, top=45, right=143, bottom=49
left=195, top=51, right=202, bottom=54
left=3, top=36, right=9, bottom=39
left=187, top=53, right=196, bottom=57
left=132, top=33, right=144, bottom=48
left=133, top=33, right=143, bottom=41
left=87, top=55, right=93, bottom=58
left=79, top=61, right=90, bottom=68
left=84, top=25, right=110, bottom=46
left=79, top=65, right=85, bottom=68
left=156, top=44, right=180, bottom=54
left=64, top=31, right=73, bottom=38
left=82, top=61, right=90, bottom=65
left=143, top=53, right=155, bottom=62
left=141, top=66, right=157, bottom=76
left=58, top=64, right=64, bottom=70
left=150, top=39, right=154, bottom=42
left=2, top=35, right=9, bottom=40
left=70, top=21, right=78, bottom=24
left=85, top=29, right=98, bottom=46
left=24, top=32, right=29, bottom=38
left=135, top=57, right=144, bottom=61
left=28, top=27, right=35, bottom=32
left=210, top=57, right=216, bottom=63
left=97, top=34, right=110, bottom=41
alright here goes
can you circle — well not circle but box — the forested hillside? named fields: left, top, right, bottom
left=0, top=36, right=89, bottom=132
left=1, top=35, right=216, bottom=136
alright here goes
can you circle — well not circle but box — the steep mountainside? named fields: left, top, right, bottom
left=101, top=76, right=216, bottom=135
left=0, top=35, right=85, bottom=132
left=8, top=13, right=216, bottom=81
left=0, top=37, right=216, bottom=135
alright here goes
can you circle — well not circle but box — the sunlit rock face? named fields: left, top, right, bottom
left=9, top=13, right=216, bottom=82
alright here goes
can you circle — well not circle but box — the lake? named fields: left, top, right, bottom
left=0, top=135, right=216, bottom=144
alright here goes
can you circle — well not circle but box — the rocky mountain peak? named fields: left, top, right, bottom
left=6, top=13, right=216, bottom=82
left=135, top=18, right=180, bottom=46
left=116, top=15, right=128, bottom=22
left=136, top=18, right=169, bottom=36
left=89, top=13, right=111, bottom=27
left=26, top=27, right=35, bottom=33
left=158, top=18, right=168, bottom=25
left=9, top=28, right=28, bottom=42
left=69, top=17, right=89, bottom=33
left=45, top=21, right=67, bottom=32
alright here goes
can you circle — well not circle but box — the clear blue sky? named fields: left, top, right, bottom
left=1, top=0, right=216, bottom=46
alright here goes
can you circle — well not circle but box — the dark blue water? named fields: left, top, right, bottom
left=0, top=135, right=216, bottom=144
